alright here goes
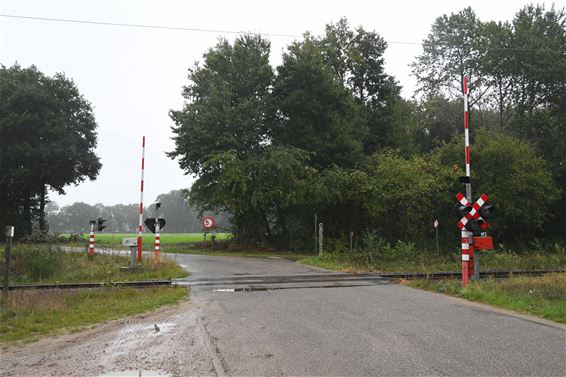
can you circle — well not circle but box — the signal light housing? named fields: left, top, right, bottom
left=97, top=217, right=107, bottom=232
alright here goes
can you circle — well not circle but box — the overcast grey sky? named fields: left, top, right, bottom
left=1, top=0, right=559, bottom=207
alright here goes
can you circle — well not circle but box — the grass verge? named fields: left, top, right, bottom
left=161, top=247, right=310, bottom=260
left=406, top=273, right=566, bottom=323
left=0, top=286, right=188, bottom=344
left=68, top=232, right=232, bottom=247
left=299, top=249, right=566, bottom=273
left=5, top=244, right=188, bottom=284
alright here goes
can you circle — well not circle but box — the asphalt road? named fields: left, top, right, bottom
left=173, top=254, right=566, bottom=377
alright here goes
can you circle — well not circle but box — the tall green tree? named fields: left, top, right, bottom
left=505, top=5, right=566, bottom=235
left=0, top=64, right=101, bottom=238
left=318, top=19, right=407, bottom=155
left=169, top=35, right=282, bottom=243
left=271, top=36, right=364, bottom=170
left=168, top=35, right=274, bottom=175
left=412, top=8, right=488, bottom=109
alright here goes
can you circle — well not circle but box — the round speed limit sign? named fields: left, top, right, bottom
left=201, top=216, right=216, bottom=230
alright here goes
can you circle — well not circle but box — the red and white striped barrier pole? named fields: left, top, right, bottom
left=137, top=136, right=145, bottom=262
left=462, top=75, right=473, bottom=287
left=154, top=220, right=160, bottom=260
left=464, top=76, right=471, bottom=182
left=89, top=220, right=95, bottom=255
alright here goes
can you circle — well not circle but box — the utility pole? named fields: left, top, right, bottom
left=3, top=226, right=14, bottom=300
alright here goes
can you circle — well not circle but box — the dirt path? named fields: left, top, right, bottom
left=0, top=300, right=220, bottom=377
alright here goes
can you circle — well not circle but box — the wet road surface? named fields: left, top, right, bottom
left=172, top=253, right=566, bottom=376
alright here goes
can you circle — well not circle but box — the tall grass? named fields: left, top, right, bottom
left=4, top=244, right=189, bottom=284
left=409, top=273, right=566, bottom=323
left=300, top=235, right=566, bottom=273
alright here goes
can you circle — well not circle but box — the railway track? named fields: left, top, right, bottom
left=4, top=269, right=563, bottom=291
left=379, top=269, right=565, bottom=280
left=6, top=280, right=172, bottom=290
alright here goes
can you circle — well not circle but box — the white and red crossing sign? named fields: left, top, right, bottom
left=456, top=192, right=488, bottom=231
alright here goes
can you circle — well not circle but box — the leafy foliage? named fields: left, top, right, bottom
left=0, top=64, right=101, bottom=238
left=434, top=131, right=559, bottom=240
left=168, top=10, right=565, bottom=249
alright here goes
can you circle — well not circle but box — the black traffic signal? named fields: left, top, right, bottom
left=97, top=217, right=107, bottom=232
left=479, top=204, right=495, bottom=219
left=144, top=218, right=166, bottom=234
left=454, top=203, right=486, bottom=234
left=454, top=203, right=471, bottom=218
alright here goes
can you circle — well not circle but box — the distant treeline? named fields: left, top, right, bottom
left=46, top=190, right=229, bottom=233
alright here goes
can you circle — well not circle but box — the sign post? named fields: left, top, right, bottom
left=318, top=223, right=323, bottom=256
left=123, top=238, right=138, bottom=269
left=434, top=220, right=439, bottom=256
left=201, top=216, right=216, bottom=248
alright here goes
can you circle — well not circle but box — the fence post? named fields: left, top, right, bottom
left=3, top=226, right=14, bottom=301
left=314, top=214, right=318, bottom=255
left=318, top=223, right=323, bottom=256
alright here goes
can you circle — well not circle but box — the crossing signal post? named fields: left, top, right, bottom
left=456, top=75, right=495, bottom=287
left=87, top=217, right=108, bottom=255
left=144, top=202, right=166, bottom=261
left=88, top=220, right=95, bottom=255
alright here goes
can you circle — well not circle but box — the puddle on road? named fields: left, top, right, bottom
left=99, top=370, right=169, bottom=377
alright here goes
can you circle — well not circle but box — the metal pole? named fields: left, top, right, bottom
left=462, top=75, right=473, bottom=286
left=318, top=223, right=323, bottom=256
left=154, top=220, right=160, bottom=261
left=89, top=220, right=95, bottom=255
left=3, top=226, right=14, bottom=300
left=350, top=231, right=353, bottom=253
left=130, top=246, right=137, bottom=269
left=137, top=136, right=146, bottom=262
left=154, top=202, right=161, bottom=261
left=435, top=226, right=439, bottom=256
left=314, top=214, right=318, bottom=255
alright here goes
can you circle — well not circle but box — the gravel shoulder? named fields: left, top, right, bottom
left=0, top=299, right=218, bottom=377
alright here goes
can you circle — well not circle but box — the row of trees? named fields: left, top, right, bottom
left=46, top=190, right=229, bottom=233
left=169, top=5, right=565, bottom=248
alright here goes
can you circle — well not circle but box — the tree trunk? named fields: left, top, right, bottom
left=39, top=185, right=47, bottom=233
left=276, top=204, right=289, bottom=237
left=22, top=196, right=33, bottom=236
left=260, top=209, right=272, bottom=244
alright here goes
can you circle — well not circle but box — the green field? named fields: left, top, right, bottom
left=73, top=232, right=231, bottom=246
